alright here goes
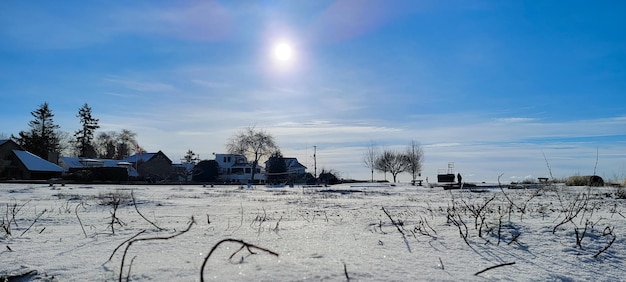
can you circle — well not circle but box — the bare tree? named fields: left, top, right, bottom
left=375, top=150, right=392, bottom=181
left=376, top=149, right=408, bottom=183
left=405, top=140, right=424, bottom=183
left=55, top=130, right=73, bottom=157
left=115, top=129, right=137, bottom=159
left=95, top=131, right=117, bottom=159
left=226, top=126, right=278, bottom=183
left=94, top=129, right=138, bottom=159
left=363, top=142, right=379, bottom=182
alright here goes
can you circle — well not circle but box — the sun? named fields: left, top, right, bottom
left=273, top=42, right=293, bottom=61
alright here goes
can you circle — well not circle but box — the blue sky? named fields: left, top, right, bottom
left=1, top=0, right=625, bottom=182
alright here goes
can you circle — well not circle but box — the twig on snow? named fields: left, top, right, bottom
left=20, top=209, right=47, bottom=237
left=107, top=230, right=147, bottom=262
left=131, top=190, right=165, bottom=231
left=593, top=227, right=616, bottom=258
left=382, top=206, right=412, bottom=253
left=474, top=261, right=516, bottom=276
left=199, top=238, right=278, bottom=282
left=117, top=217, right=195, bottom=282
left=75, top=202, right=88, bottom=238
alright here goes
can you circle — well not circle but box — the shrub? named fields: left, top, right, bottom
left=566, top=175, right=604, bottom=187
left=96, top=190, right=132, bottom=206
left=566, top=175, right=589, bottom=186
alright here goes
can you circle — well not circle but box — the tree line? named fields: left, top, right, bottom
left=10, top=102, right=139, bottom=162
left=8, top=103, right=419, bottom=184
left=363, top=140, right=424, bottom=183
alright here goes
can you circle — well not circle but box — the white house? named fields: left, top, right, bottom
left=214, top=153, right=265, bottom=183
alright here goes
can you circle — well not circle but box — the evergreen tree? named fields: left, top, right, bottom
left=182, top=149, right=199, bottom=165
left=266, top=151, right=287, bottom=184
left=13, top=102, right=60, bottom=160
left=192, top=160, right=220, bottom=183
left=74, top=103, right=100, bottom=157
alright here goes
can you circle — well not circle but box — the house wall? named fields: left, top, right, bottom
left=137, top=152, right=173, bottom=182
left=0, top=141, right=22, bottom=179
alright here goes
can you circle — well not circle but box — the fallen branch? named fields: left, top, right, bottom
left=474, top=261, right=516, bottom=276
left=199, top=238, right=279, bottom=282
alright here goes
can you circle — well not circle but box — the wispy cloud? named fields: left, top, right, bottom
left=104, top=77, right=177, bottom=93
left=191, top=80, right=231, bottom=89
left=495, top=117, right=538, bottom=123
left=110, top=1, right=234, bottom=41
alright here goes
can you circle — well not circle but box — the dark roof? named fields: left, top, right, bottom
left=122, top=153, right=157, bottom=163
left=122, top=151, right=172, bottom=163
left=284, top=158, right=307, bottom=169
left=60, top=156, right=139, bottom=176
left=13, top=150, right=65, bottom=172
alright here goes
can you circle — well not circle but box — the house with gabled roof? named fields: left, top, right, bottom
left=264, top=157, right=307, bottom=175
left=263, top=156, right=307, bottom=184
left=122, top=151, right=173, bottom=182
left=282, top=157, right=307, bottom=175
left=0, top=139, right=65, bottom=180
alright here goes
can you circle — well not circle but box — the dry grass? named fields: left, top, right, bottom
left=566, top=175, right=591, bottom=186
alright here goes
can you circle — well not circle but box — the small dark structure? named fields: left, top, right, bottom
left=438, top=173, right=455, bottom=183
left=586, top=175, right=605, bottom=187
left=438, top=162, right=461, bottom=190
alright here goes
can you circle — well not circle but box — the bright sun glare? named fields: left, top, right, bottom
left=274, top=42, right=293, bottom=61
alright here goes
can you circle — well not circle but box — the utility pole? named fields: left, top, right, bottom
left=313, top=145, right=317, bottom=179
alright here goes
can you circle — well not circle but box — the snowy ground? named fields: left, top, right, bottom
left=1, top=182, right=625, bottom=281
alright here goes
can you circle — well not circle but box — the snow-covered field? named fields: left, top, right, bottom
left=1, top=182, right=625, bottom=281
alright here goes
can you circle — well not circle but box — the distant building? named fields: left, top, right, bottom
left=264, top=157, right=307, bottom=175
left=264, top=156, right=308, bottom=185
left=0, top=139, right=65, bottom=180
left=282, top=157, right=307, bottom=175
left=122, top=151, right=173, bottom=182
left=214, top=153, right=265, bottom=183
left=172, top=162, right=195, bottom=182
left=59, top=156, right=139, bottom=180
